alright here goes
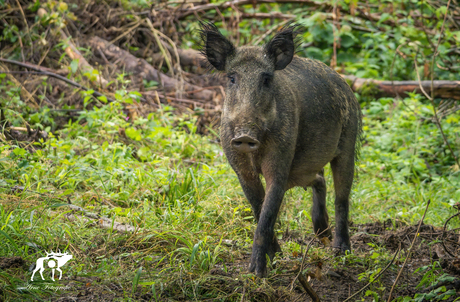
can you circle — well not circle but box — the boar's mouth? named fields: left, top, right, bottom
left=231, top=135, right=260, bottom=153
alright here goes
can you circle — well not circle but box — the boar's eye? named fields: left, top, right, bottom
left=262, top=73, right=273, bottom=87
left=227, top=74, right=236, bottom=84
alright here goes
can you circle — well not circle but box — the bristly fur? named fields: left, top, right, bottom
left=264, top=22, right=302, bottom=56
left=198, top=21, right=235, bottom=72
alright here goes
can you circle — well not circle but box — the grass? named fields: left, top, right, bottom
left=1, top=79, right=459, bottom=301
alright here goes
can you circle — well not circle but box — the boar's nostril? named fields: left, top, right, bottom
left=231, top=136, right=260, bottom=153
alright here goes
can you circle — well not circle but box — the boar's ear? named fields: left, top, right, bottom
left=199, top=22, right=235, bottom=71
left=265, top=24, right=299, bottom=70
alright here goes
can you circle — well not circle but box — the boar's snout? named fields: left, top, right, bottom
left=231, top=135, right=260, bottom=153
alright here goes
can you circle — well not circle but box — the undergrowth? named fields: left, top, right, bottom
left=1, top=75, right=459, bottom=301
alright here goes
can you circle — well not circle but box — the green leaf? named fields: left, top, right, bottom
left=125, top=127, right=142, bottom=141
left=137, top=146, right=150, bottom=161
left=340, top=32, right=356, bottom=48
left=29, top=0, right=41, bottom=12
left=0, top=230, right=22, bottom=254
left=13, top=148, right=26, bottom=157
left=98, top=95, right=108, bottom=103
left=70, top=59, right=79, bottom=74
left=132, top=266, right=142, bottom=294
left=190, top=240, right=202, bottom=266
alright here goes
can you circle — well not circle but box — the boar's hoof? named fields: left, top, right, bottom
left=248, top=258, right=267, bottom=278
left=248, top=239, right=282, bottom=278
left=231, top=136, right=260, bottom=153
left=332, top=240, right=351, bottom=255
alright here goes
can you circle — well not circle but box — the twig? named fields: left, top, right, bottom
left=0, top=58, right=115, bottom=103
left=298, top=272, right=321, bottom=301
left=0, top=64, right=40, bottom=108
left=386, top=200, right=431, bottom=302
left=344, top=244, right=401, bottom=302
left=145, top=19, right=175, bottom=77
left=14, top=0, right=33, bottom=58
left=441, top=211, right=460, bottom=258
left=413, top=52, right=433, bottom=100
left=239, top=12, right=295, bottom=20
left=252, top=19, right=293, bottom=46
left=290, top=235, right=317, bottom=291
left=109, top=20, right=142, bottom=45
left=330, top=2, right=339, bottom=69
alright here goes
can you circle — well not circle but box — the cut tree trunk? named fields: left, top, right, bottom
left=342, top=75, right=460, bottom=100
left=87, top=36, right=214, bottom=101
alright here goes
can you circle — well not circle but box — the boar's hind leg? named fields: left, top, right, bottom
left=311, top=169, right=332, bottom=239
left=330, top=150, right=355, bottom=253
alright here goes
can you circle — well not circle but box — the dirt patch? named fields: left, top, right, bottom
left=45, top=221, right=460, bottom=301
left=0, top=257, right=25, bottom=270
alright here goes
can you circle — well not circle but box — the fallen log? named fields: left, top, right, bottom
left=342, top=75, right=460, bottom=100
left=154, top=47, right=460, bottom=100
left=0, top=58, right=116, bottom=102
left=87, top=36, right=214, bottom=101
left=153, top=46, right=208, bottom=69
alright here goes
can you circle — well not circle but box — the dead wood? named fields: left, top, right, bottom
left=63, top=213, right=139, bottom=233
left=298, top=272, right=321, bottom=302
left=386, top=200, right=431, bottom=302
left=145, top=47, right=460, bottom=100
left=343, top=75, right=460, bottom=100
left=153, top=46, right=207, bottom=69
left=87, top=36, right=215, bottom=102
left=0, top=58, right=116, bottom=102
left=0, top=109, right=48, bottom=144
left=60, top=30, right=109, bottom=87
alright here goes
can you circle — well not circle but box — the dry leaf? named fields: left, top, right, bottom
left=320, top=237, right=331, bottom=247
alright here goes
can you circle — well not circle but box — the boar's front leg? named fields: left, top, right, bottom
left=237, top=171, right=283, bottom=257
left=236, top=171, right=265, bottom=221
left=248, top=168, right=287, bottom=277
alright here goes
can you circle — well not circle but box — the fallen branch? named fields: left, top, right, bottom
left=298, top=272, right=320, bottom=302
left=441, top=211, right=460, bottom=258
left=60, top=30, right=109, bottom=87
left=238, top=12, right=295, bottom=19
left=63, top=212, right=138, bottom=233
left=63, top=204, right=139, bottom=233
left=342, top=75, right=460, bottom=100
left=87, top=36, right=215, bottom=101
left=0, top=64, right=39, bottom=108
left=386, top=200, right=431, bottom=302
left=0, top=58, right=115, bottom=102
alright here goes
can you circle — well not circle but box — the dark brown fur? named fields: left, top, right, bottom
left=200, top=22, right=362, bottom=277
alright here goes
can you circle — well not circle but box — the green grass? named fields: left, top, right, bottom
left=1, top=84, right=459, bottom=300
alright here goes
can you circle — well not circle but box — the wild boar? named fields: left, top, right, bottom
left=200, top=23, right=362, bottom=277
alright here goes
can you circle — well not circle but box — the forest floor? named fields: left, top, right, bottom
left=1, top=0, right=460, bottom=301
left=1, top=220, right=460, bottom=301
